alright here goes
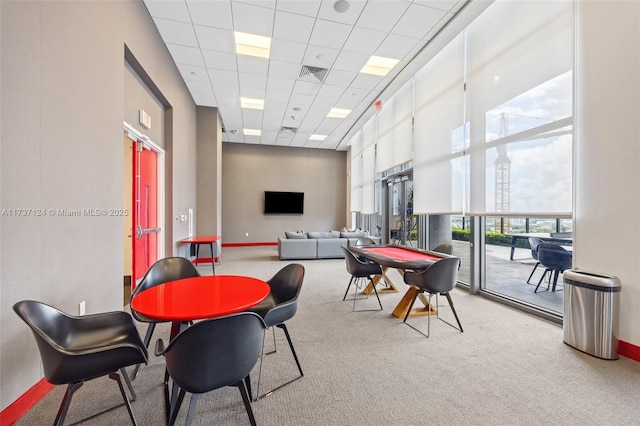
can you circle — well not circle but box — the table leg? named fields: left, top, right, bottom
left=510, top=236, right=517, bottom=261
left=392, top=286, right=438, bottom=318
left=209, top=243, right=215, bottom=275
left=363, top=267, right=399, bottom=295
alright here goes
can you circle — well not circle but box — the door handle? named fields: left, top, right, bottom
left=136, top=226, right=161, bottom=239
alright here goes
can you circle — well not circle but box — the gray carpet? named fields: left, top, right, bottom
left=16, top=246, right=640, bottom=425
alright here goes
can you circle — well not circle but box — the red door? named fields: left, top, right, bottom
left=132, top=141, right=159, bottom=288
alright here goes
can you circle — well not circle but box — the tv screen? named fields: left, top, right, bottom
left=264, top=191, right=304, bottom=214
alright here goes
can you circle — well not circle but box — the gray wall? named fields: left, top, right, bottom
left=221, top=143, right=347, bottom=244
left=0, top=0, right=198, bottom=409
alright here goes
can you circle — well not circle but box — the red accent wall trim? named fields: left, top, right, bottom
left=222, top=242, right=278, bottom=247
left=618, top=340, right=640, bottom=362
left=1, top=379, right=53, bottom=425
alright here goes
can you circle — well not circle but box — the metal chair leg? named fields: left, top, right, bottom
left=526, top=262, right=540, bottom=284
left=131, top=322, right=155, bottom=380
left=109, top=371, right=138, bottom=425
left=54, top=382, right=83, bottom=426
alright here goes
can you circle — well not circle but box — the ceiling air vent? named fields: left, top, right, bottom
left=280, top=126, right=298, bottom=134
left=299, top=65, right=328, bottom=83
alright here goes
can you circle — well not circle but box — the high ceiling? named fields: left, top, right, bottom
left=142, top=0, right=470, bottom=151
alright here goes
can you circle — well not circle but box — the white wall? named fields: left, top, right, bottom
left=574, top=1, right=640, bottom=346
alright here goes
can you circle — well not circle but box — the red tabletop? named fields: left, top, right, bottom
left=179, top=235, right=221, bottom=244
left=349, top=244, right=445, bottom=270
left=130, top=275, right=269, bottom=321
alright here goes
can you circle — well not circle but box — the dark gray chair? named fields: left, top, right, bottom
left=535, top=243, right=573, bottom=293
left=354, top=237, right=376, bottom=246
left=402, top=257, right=463, bottom=338
left=526, top=237, right=543, bottom=284
left=248, top=263, right=305, bottom=400
left=432, top=243, right=453, bottom=254
left=155, top=312, right=265, bottom=426
left=13, top=300, right=148, bottom=425
left=129, top=256, right=200, bottom=379
left=341, top=246, right=383, bottom=311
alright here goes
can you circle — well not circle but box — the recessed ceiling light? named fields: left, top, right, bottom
left=310, top=134, right=327, bottom=141
left=240, top=97, right=264, bottom=110
left=334, top=0, right=350, bottom=13
left=327, top=107, right=351, bottom=119
left=243, top=128, right=261, bottom=136
left=234, top=31, right=271, bottom=59
left=360, top=55, right=400, bottom=76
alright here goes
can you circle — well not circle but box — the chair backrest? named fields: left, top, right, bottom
left=354, top=237, right=376, bottom=246
left=132, top=257, right=200, bottom=298
left=403, top=257, right=461, bottom=294
left=432, top=244, right=453, bottom=255
left=537, top=243, right=572, bottom=271
left=529, top=237, right=543, bottom=260
left=341, top=246, right=381, bottom=277
left=160, top=312, right=265, bottom=394
left=267, top=263, right=305, bottom=305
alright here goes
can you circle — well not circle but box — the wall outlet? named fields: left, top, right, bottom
left=79, top=301, right=86, bottom=316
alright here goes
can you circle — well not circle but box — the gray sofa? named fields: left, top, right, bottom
left=278, top=230, right=381, bottom=260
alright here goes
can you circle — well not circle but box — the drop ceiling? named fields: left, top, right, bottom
left=142, top=0, right=471, bottom=151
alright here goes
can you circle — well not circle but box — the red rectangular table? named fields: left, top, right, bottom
left=348, top=245, right=449, bottom=318
left=179, top=235, right=221, bottom=274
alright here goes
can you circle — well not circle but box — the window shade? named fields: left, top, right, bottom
left=349, top=130, right=362, bottom=213
left=377, top=79, right=413, bottom=173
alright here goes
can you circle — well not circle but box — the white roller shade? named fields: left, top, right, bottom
left=362, top=119, right=376, bottom=214
left=377, top=79, right=413, bottom=172
left=349, top=130, right=362, bottom=213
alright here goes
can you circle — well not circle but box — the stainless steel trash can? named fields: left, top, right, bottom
left=563, top=269, right=621, bottom=360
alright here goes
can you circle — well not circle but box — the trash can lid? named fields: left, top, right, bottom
left=564, top=269, right=621, bottom=291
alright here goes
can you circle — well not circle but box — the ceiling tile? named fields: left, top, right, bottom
left=194, top=25, right=235, bottom=52
left=356, top=1, right=411, bottom=32
left=375, top=33, right=421, bottom=60
left=153, top=18, right=199, bottom=47
left=343, top=26, right=387, bottom=55
left=266, top=76, right=295, bottom=93
left=392, top=4, right=448, bottom=39
left=208, top=68, right=238, bottom=86
left=317, top=84, right=346, bottom=99
left=144, top=0, right=191, bottom=22
left=202, top=50, right=238, bottom=71
left=323, top=69, right=357, bottom=86
left=238, top=72, right=267, bottom=89
left=413, top=0, right=461, bottom=12
left=317, top=0, right=367, bottom=26
left=231, top=2, right=275, bottom=36
left=177, top=64, right=209, bottom=82
left=260, top=130, right=279, bottom=144
left=185, top=79, right=213, bottom=94
left=238, top=86, right=266, bottom=99
left=293, top=80, right=321, bottom=96
left=299, top=46, right=338, bottom=71
left=309, top=19, right=352, bottom=50
left=187, top=0, right=233, bottom=29
left=268, top=60, right=302, bottom=79
left=276, top=0, right=322, bottom=17
left=212, top=84, right=240, bottom=98
left=236, top=55, right=269, bottom=76
left=273, top=10, right=315, bottom=43
left=241, top=109, right=263, bottom=127
left=270, top=39, right=307, bottom=63
left=167, top=44, right=205, bottom=67
left=191, top=91, right=217, bottom=106
left=236, top=0, right=276, bottom=9
left=332, top=50, right=369, bottom=72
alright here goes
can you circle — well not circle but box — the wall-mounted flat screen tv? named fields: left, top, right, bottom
left=264, top=191, right=304, bottom=214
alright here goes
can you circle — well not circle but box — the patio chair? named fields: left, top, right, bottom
left=526, top=237, right=543, bottom=284
left=534, top=243, right=573, bottom=293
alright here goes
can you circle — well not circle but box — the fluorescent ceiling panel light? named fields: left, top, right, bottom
left=240, top=97, right=264, bottom=110
left=243, top=128, right=262, bottom=136
left=234, top=31, right=271, bottom=59
left=327, top=108, right=351, bottom=118
left=309, top=134, right=327, bottom=141
left=360, top=55, right=400, bottom=76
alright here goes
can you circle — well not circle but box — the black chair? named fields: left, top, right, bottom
left=155, top=312, right=265, bottom=426
left=535, top=243, right=573, bottom=293
left=248, top=264, right=305, bottom=400
left=129, top=256, right=200, bottom=379
left=13, top=300, right=148, bottom=425
left=402, top=257, right=463, bottom=338
left=526, top=237, right=543, bottom=284
left=354, top=237, right=376, bottom=246
left=432, top=243, right=453, bottom=254
left=341, top=246, right=383, bottom=311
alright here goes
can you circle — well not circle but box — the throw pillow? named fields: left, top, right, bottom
left=285, top=231, right=307, bottom=239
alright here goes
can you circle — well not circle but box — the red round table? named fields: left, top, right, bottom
left=131, top=275, right=270, bottom=324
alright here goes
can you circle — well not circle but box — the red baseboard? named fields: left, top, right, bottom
left=222, top=242, right=278, bottom=247
left=1, top=378, right=54, bottom=425
left=618, top=340, right=640, bottom=362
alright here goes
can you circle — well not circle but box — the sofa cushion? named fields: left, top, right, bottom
left=285, top=231, right=307, bottom=239
left=340, top=230, right=368, bottom=239
left=307, top=231, right=340, bottom=239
